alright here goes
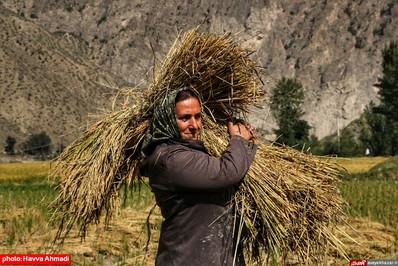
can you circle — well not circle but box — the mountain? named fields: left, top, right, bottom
left=0, top=6, right=127, bottom=152
left=1, top=0, right=398, bottom=152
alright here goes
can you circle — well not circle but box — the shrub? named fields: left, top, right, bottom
left=21, top=131, right=52, bottom=156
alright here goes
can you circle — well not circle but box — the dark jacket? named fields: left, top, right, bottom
left=140, top=136, right=257, bottom=266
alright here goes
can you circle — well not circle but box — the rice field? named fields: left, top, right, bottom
left=0, top=156, right=397, bottom=264
left=0, top=161, right=49, bottom=181
left=339, top=177, right=398, bottom=227
left=333, top=157, right=398, bottom=223
left=0, top=162, right=159, bottom=265
left=329, top=156, right=389, bottom=173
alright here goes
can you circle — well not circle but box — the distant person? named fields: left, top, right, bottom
left=140, top=88, right=257, bottom=265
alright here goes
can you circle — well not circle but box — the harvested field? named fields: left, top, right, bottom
left=1, top=159, right=397, bottom=265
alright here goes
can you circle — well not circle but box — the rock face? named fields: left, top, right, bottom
left=1, top=1, right=398, bottom=150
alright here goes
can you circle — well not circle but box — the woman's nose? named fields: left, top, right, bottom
left=188, top=117, right=199, bottom=128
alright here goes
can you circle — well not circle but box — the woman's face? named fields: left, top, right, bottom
left=175, top=97, right=202, bottom=140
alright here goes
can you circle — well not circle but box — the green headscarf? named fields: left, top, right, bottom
left=141, top=87, right=200, bottom=156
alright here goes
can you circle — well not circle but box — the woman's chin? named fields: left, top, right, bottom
left=181, top=133, right=198, bottom=140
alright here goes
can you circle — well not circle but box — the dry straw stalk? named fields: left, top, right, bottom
left=51, top=27, right=347, bottom=264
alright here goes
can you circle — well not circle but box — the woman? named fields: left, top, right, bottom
left=140, top=88, right=257, bottom=265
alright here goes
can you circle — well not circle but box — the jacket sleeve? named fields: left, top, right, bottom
left=163, top=136, right=257, bottom=190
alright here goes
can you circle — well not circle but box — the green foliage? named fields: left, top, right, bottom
left=339, top=127, right=364, bottom=157
left=375, top=41, right=398, bottom=122
left=21, top=131, right=52, bottom=156
left=319, top=127, right=364, bottom=157
left=306, top=135, right=322, bottom=155
left=5, top=136, right=16, bottom=155
left=311, top=117, right=365, bottom=157
left=360, top=102, right=393, bottom=156
left=358, top=41, right=398, bottom=156
left=270, top=77, right=311, bottom=148
left=367, top=155, right=398, bottom=179
left=321, top=137, right=338, bottom=156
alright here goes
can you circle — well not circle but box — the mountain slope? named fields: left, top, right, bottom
left=0, top=7, right=127, bottom=151
left=1, top=1, right=398, bottom=150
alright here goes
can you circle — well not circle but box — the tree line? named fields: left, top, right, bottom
left=269, top=41, right=398, bottom=157
left=4, top=131, right=62, bottom=158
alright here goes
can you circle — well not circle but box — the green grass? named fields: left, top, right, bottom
left=0, top=176, right=56, bottom=247
left=338, top=177, right=398, bottom=227
left=0, top=177, right=56, bottom=209
left=337, top=156, right=398, bottom=260
left=0, top=164, right=157, bottom=265
left=338, top=156, right=398, bottom=227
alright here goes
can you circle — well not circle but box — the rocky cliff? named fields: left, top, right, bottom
left=1, top=0, right=398, bottom=151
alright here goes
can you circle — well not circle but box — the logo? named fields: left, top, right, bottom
left=350, top=260, right=367, bottom=266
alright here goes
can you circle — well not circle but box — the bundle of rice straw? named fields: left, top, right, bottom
left=51, top=27, right=348, bottom=264
left=202, top=118, right=348, bottom=264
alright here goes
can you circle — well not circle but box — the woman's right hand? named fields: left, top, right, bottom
left=227, top=121, right=255, bottom=141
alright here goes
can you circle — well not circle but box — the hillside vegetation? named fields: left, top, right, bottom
left=0, top=6, right=127, bottom=151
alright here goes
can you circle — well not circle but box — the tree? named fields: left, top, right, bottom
left=270, top=77, right=311, bottom=147
left=5, top=136, right=16, bottom=155
left=338, top=127, right=364, bottom=157
left=319, top=127, right=363, bottom=157
left=364, top=41, right=398, bottom=155
left=360, top=102, right=393, bottom=156
left=374, top=41, right=398, bottom=121
left=21, top=131, right=52, bottom=156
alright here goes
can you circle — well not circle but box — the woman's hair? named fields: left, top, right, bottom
left=175, top=89, right=199, bottom=105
